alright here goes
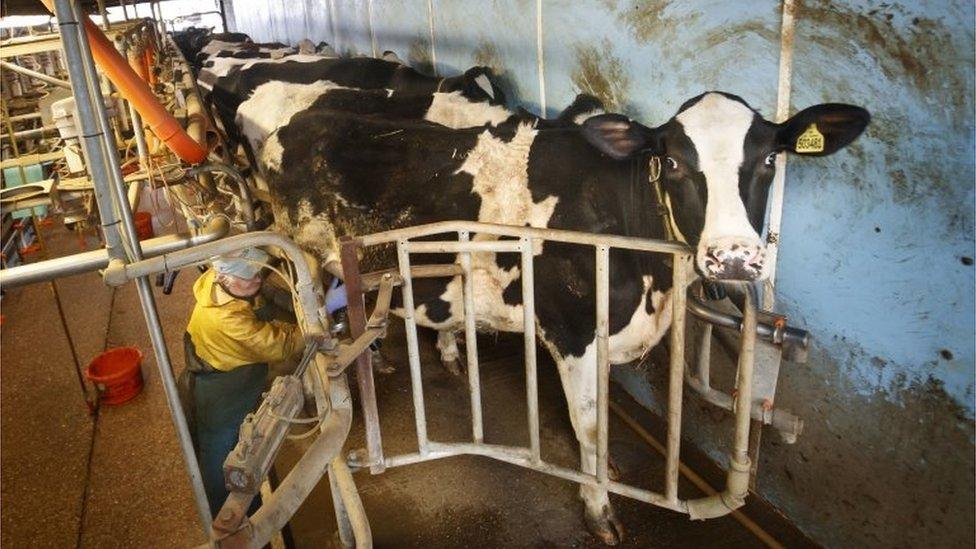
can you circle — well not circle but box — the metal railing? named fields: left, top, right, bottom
left=341, top=220, right=759, bottom=519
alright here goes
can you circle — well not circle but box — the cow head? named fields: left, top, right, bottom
left=582, top=92, right=869, bottom=281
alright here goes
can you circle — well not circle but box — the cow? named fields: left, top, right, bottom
left=234, top=80, right=604, bottom=374
left=234, top=87, right=868, bottom=543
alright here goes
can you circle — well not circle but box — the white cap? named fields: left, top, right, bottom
left=211, top=247, right=269, bottom=279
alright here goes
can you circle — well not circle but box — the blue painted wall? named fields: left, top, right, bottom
left=228, top=1, right=975, bottom=545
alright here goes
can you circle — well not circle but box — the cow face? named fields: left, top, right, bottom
left=583, top=92, right=869, bottom=281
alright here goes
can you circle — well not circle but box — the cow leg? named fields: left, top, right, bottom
left=436, top=330, right=464, bottom=376
left=555, top=348, right=624, bottom=545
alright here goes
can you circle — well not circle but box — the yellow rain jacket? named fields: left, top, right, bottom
left=186, top=269, right=304, bottom=371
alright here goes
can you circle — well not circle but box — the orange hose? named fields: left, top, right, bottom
left=128, top=46, right=150, bottom=82
left=144, top=40, right=158, bottom=86
left=43, top=1, right=208, bottom=164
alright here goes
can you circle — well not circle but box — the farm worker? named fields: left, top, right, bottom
left=179, top=246, right=304, bottom=515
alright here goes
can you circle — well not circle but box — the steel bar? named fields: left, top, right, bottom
left=360, top=220, right=689, bottom=255
left=103, top=231, right=327, bottom=338
left=733, top=286, right=759, bottom=463
left=686, top=293, right=808, bottom=351
left=696, top=322, right=712, bottom=388
left=73, top=0, right=141, bottom=262
left=57, top=0, right=216, bottom=533
left=339, top=237, right=385, bottom=473
left=763, top=0, right=797, bottom=296
left=397, top=239, right=430, bottom=455
left=683, top=373, right=802, bottom=438
left=383, top=441, right=687, bottom=513
left=521, top=237, right=540, bottom=463
left=328, top=467, right=355, bottom=548
left=7, top=113, right=43, bottom=123
left=330, top=456, right=372, bottom=548
left=594, top=245, right=610, bottom=484
left=0, top=217, right=227, bottom=288
left=0, top=125, right=60, bottom=142
left=402, top=240, right=523, bottom=254
left=665, top=254, right=690, bottom=504
left=0, top=60, right=70, bottom=88
left=458, top=231, right=484, bottom=443
left=360, top=263, right=461, bottom=292
left=52, top=0, right=123, bottom=260
left=324, top=274, right=393, bottom=377
left=312, top=353, right=356, bottom=548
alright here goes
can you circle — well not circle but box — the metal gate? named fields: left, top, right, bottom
left=337, top=220, right=799, bottom=519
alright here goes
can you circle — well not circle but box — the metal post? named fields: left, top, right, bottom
left=594, top=245, right=610, bottom=484
left=665, top=254, right=690, bottom=503
left=97, top=0, right=108, bottom=29
left=54, top=0, right=214, bottom=536
left=338, top=237, right=385, bottom=473
left=696, top=322, right=712, bottom=388
left=52, top=0, right=123, bottom=259
left=520, top=237, right=540, bottom=463
left=733, top=286, right=759, bottom=464
left=397, top=239, right=430, bottom=455
left=458, top=231, right=484, bottom=443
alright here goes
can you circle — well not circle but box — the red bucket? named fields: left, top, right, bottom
left=85, top=347, right=144, bottom=406
left=134, top=211, right=154, bottom=240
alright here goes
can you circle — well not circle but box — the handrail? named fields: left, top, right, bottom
left=357, top=220, right=690, bottom=254
left=0, top=216, right=229, bottom=289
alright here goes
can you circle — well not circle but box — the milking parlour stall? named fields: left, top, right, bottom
left=0, top=0, right=972, bottom=548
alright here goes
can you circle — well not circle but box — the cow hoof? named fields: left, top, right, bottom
left=585, top=505, right=625, bottom=546
left=371, top=352, right=396, bottom=374
left=441, top=357, right=464, bottom=376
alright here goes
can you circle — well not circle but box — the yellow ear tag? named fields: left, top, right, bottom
left=795, top=123, right=825, bottom=153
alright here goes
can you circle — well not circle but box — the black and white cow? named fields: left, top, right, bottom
left=237, top=88, right=868, bottom=543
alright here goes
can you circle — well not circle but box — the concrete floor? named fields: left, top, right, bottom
left=1, top=221, right=203, bottom=548
left=1, top=219, right=812, bottom=548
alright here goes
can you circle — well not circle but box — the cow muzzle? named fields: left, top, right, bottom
left=698, top=237, right=767, bottom=281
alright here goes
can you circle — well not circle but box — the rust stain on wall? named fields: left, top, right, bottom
left=616, top=0, right=676, bottom=44
left=473, top=41, right=503, bottom=73
left=798, top=0, right=969, bottom=111
left=571, top=39, right=630, bottom=113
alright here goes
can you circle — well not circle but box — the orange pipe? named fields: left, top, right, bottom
left=144, top=42, right=158, bottom=86
left=128, top=46, right=150, bottom=82
left=43, top=1, right=208, bottom=164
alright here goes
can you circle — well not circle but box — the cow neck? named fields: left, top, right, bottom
left=621, top=153, right=669, bottom=242
left=616, top=153, right=675, bottom=282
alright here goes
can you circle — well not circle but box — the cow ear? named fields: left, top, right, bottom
left=461, top=67, right=504, bottom=104
left=582, top=114, right=660, bottom=160
left=777, top=104, right=870, bottom=156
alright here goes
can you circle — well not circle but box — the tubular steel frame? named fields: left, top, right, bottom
left=341, top=220, right=759, bottom=517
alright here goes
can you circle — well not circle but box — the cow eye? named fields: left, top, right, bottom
left=764, top=152, right=777, bottom=166
left=665, top=156, right=678, bottom=170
